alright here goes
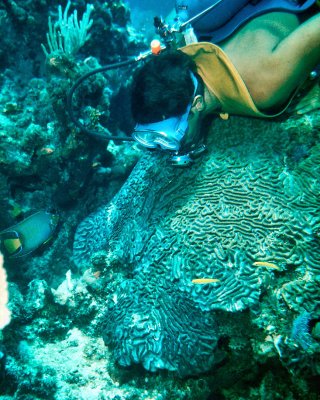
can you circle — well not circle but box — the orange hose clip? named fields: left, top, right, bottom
left=150, top=39, right=161, bottom=55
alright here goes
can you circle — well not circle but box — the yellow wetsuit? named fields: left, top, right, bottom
left=181, top=42, right=292, bottom=118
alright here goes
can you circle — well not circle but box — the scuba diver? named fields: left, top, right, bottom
left=66, top=0, right=320, bottom=166
left=130, top=0, right=320, bottom=166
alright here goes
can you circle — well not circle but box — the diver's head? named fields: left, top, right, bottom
left=131, top=50, right=197, bottom=124
left=131, top=50, right=206, bottom=164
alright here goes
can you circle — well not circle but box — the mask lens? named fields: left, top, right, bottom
left=132, top=130, right=180, bottom=150
left=132, top=73, right=199, bottom=151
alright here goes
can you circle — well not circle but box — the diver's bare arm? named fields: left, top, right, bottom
left=266, top=13, right=320, bottom=105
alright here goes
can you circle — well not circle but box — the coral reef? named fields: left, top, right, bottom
left=1, top=0, right=320, bottom=398
left=74, top=110, right=320, bottom=382
left=0, top=0, right=143, bottom=283
left=1, top=109, right=320, bottom=399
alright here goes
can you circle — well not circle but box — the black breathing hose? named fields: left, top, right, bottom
left=66, top=58, right=139, bottom=141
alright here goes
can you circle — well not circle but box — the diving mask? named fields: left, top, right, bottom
left=132, top=73, right=199, bottom=152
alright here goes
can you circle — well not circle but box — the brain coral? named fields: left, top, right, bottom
left=102, top=278, right=218, bottom=376
left=74, top=114, right=320, bottom=376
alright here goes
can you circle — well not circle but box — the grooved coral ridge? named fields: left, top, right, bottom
left=74, top=115, right=320, bottom=376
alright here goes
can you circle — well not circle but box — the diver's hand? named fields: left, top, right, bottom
left=295, top=81, right=320, bottom=114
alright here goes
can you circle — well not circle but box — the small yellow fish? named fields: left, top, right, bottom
left=253, top=261, right=280, bottom=270
left=192, top=278, right=220, bottom=284
left=219, top=112, right=229, bottom=120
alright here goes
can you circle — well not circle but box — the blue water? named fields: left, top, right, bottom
left=125, top=0, right=172, bottom=18
left=125, top=0, right=173, bottom=40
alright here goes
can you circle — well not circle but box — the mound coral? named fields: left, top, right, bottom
left=74, top=114, right=320, bottom=376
